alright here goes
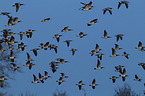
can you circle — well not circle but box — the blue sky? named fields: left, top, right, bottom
left=1, top=0, right=145, bottom=96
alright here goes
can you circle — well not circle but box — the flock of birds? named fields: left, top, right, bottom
left=0, top=1, right=144, bottom=95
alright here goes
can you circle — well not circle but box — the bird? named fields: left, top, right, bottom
left=23, top=61, right=35, bottom=70
left=89, top=79, right=98, bottom=89
left=32, top=74, right=40, bottom=84
left=95, top=44, right=103, bottom=52
left=101, top=30, right=111, bottom=39
left=80, top=1, right=94, bottom=11
left=0, top=44, right=6, bottom=52
left=13, top=17, right=22, bottom=24
left=30, top=48, right=41, bottom=56
left=13, top=3, right=24, bottom=12
left=103, top=7, right=113, bottom=15
left=41, top=18, right=51, bottom=22
left=56, top=58, right=69, bottom=64
left=115, top=44, right=122, bottom=50
left=63, top=40, right=73, bottom=47
left=135, top=41, right=143, bottom=49
left=60, top=73, right=69, bottom=78
left=95, top=53, right=105, bottom=60
left=87, top=19, right=98, bottom=26
left=25, top=29, right=36, bottom=38
left=18, top=32, right=24, bottom=40
left=115, top=34, right=125, bottom=42
left=43, top=42, right=49, bottom=50
left=11, top=63, right=20, bottom=71
left=134, top=74, right=142, bottom=81
left=8, top=50, right=16, bottom=62
left=109, top=76, right=119, bottom=83
left=0, top=12, right=11, bottom=15
left=42, top=71, right=52, bottom=80
left=76, top=32, right=88, bottom=38
left=115, top=65, right=125, bottom=74
left=61, top=26, right=72, bottom=32
left=26, top=52, right=34, bottom=61
left=70, top=48, right=78, bottom=55
left=17, top=42, right=27, bottom=51
left=118, top=1, right=130, bottom=9
left=0, top=76, right=8, bottom=87
left=94, top=59, right=104, bottom=70
left=110, top=48, right=120, bottom=57
left=122, top=52, right=130, bottom=59
left=38, top=73, right=44, bottom=83
left=56, top=77, right=65, bottom=85
left=9, top=36, right=19, bottom=44
left=90, top=50, right=99, bottom=56
left=53, top=34, right=63, bottom=42
left=119, top=68, right=129, bottom=82
left=76, top=80, right=85, bottom=90
left=138, top=63, right=145, bottom=70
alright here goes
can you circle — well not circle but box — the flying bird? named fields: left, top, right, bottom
left=89, top=79, right=98, bottom=89
left=76, top=80, right=85, bottom=90
left=101, top=30, right=111, bottom=39
left=13, top=3, right=24, bottom=12
left=94, top=59, right=104, bottom=70
left=103, top=7, right=113, bottom=15
left=41, top=18, right=51, bottom=22
left=118, top=1, right=130, bottom=9
left=87, top=19, right=98, bottom=26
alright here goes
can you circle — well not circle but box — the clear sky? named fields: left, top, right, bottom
left=0, top=0, right=145, bottom=96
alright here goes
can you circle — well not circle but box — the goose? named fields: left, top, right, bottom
left=135, top=41, right=142, bottom=49
left=110, top=48, right=120, bottom=57
left=32, top=74, right=40, bottom=84
left=0, top=12, right=11, bottom=15
left=90, top=50, right=99, bottom=56
left=95, top=44, right=103, bottom=52
left=119, top=68, right=129, bottom=81
left=76, top=80, right=85, bottom=90
left=115, top=65, right=125, bottom=74
left=61, top=26, right=72, bottom=32
left=70, top=48, right=78, bottom=55
left=11, top=63, right=20, bottom=71
left=134, top=74, right=142, bottom=81
left=115, top=34, right=125, bottom=42
left=101, top=30, right=111, bottom=39
left=13, top=3, right=24, bottom=12
left=53, top=34, right=63, bottom=42
left=63, top=40, right=73, bottom=47
left=41, top=18, right=51, bottom=22
left=122, top=52, right=130, bottom=59
left=109, top=76, right=119, bottom=83
left=56, top=58, right=69, bottom=64
left=13, top=17, right=22, bottom=24
left=118, top=1, right=130, bottom=9
left=42, top=71, right=51, bottom=80
left=89, top=79, right=98, bottom=89
left=43, top=42, right=49, bottom=50
left=56, top=77, right=65, bottom=85
left=38, top=73, right=44, bottom=83
left=103, top=7, right=113, bottom=15
left=8, top=50, right=16, bottom=62
left=25, top=29, right=36, bottom=38
left=60, top=73, right=69, bottom=78
left=95, top=53, right=105, bottom=60
left=76, top=32, right=88, bottom=38
left=0, top=76, right=8, bottom=87
left=18, top=32, right=24, bottom=40
left=94, top=59, right=104, bottom=70
left=115, top=44, right=122, bottom=50
left=9, top=36, right=19, bottom=44
left=0, top=44, right=6, bottom=52
left=30, top=48, right=41, bottom=56
left=80, top=1, right=94, bottom=11
left=26, top=52, right=34, bottom=61
left=138, top=63, right=145, bottom=70
left=87, top=19, right=98, bottom=26
left=23, top=61, right=35, bottom=70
